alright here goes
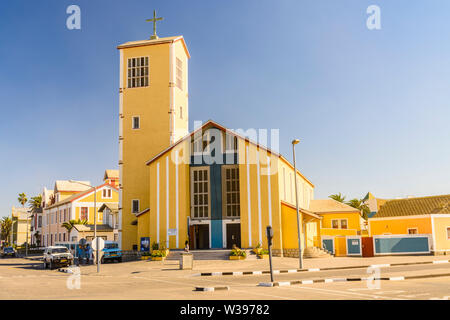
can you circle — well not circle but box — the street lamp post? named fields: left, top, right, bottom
left=292, top=139, right=303, bottom=269
left=25, top=211, right=29, bottom=257
left=69, top=180, right=99, bottom=273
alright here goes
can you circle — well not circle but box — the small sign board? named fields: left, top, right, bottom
left=140, top=237, right=150, bottom=252
left=352, top=240, right=359, bottom=245
left=91, top=237, right=105, bottom=251
left=168, top=229, right=177, bottom=236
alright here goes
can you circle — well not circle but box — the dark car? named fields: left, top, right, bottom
left=0, top=247, right=17, bottom=258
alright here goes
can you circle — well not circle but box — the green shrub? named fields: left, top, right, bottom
left=151, top=250, right=167, bottom=258
left=230, top=248, right=246, bottom=257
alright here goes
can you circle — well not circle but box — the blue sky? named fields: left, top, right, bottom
left=1, top=0, right=449, bottom=216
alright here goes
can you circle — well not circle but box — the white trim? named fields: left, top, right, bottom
left=166, top=157, right=170, bottom=248
left=369, top=214, right=432, bottom=221
left=246, top=146, right=252, bottom=247
left=256, top=150, right=262, bottom=245
left=431, top=216, right=436, bottom=251
left=157, top=162, right=160, bottom=243
left=267, top=156, right=272, bottom=227
left=175, top=151, right=179, bottom=248
left=169, top=43, right=175, bottom=144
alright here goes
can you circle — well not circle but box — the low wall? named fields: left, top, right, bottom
left=374, top=234, right=431, bottom=255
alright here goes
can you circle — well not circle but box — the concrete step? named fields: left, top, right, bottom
left=304, top=246, right=334, bottom=258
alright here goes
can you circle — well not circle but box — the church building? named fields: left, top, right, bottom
left=117, top=16, right=321, bottom=255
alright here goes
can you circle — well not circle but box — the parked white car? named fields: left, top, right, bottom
left=43, top=246, right=73, bottom=270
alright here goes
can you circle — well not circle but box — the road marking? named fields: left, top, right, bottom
left=432, top=260, right=449, bottom=264
left=280, top=285, right=403, bottom=300
left=389, top=276, right=405, bottom=281
left=308, top=268, right=320, bottom=272
left=370, top=264, right=390, bottom=268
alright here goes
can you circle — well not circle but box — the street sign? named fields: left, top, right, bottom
left=91, top=237, right=105, bottom=251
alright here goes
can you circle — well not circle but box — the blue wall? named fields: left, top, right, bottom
left=374, top=237, right=429, bottom=254
left=190, top=126, right=239, bottom=248
left=346, top=238, right=361, bottom=255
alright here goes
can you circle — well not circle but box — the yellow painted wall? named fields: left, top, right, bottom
left=277, top=159, right=314, bottom=210
left=433, top=216, right=450, bottom=251
left=59, top=191, right=78, bottom=201
left=280, top=203, right=305, bottom=250
left=74, top=187, right=118, bottom=224
left=239, top=140, right=282, bottom=250
left=369, top=217, right=432, bottom=236
left=146, top=141, right=191, bottom=249
left=320, top=212, right=361, bottom=237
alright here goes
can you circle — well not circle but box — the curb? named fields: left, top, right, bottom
left=194, top=286, right=229, bottom=292
left=258, top=272, right=450, bottom=287
left=192, top=259, right=450, bottom=277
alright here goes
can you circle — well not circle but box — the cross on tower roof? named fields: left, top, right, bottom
left=146, top=10, right=163, bottom=40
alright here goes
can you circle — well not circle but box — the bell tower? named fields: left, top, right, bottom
left=117, top=21, right=190, bottom=249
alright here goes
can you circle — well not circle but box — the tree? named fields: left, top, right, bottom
left=329, top=193, right=346, bottom=203
left=28, top=195, right=42, bottom=210
left=61, top=219, right=87, bottom=233
left=346, top=198, right=370, bottom=220
left=18, top=193, right=28, bottom=208
left=0, top=217, right=13, bottom=245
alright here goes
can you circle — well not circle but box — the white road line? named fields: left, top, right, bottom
left=389, top=276, right=405, bottom=281
left=278, top=281, right=291, bottom=287
left=279, top=285, right=404, bottom=300
left=432, top=260, right=449, bottom=264
left=370, top=264, right=390, bottom=268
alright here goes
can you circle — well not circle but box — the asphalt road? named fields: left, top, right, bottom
left=0, top=257, right=449, bottom=300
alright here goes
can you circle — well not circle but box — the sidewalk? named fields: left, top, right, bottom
left=184, top=255, right=450, bottom=274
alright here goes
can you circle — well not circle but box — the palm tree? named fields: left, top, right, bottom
left=346, top=198, right=370, bottom=220
left=61, top=219, right=87, bottom=233
left=329, top=193, right=346, bottom=203
left=18, top=193, right=27, bottom=207
left=28, top=195, right=42, bottom=210
left=0, top=217, right=13, bottom=245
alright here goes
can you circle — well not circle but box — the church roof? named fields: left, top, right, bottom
left=374, top=194, right=450, bottom=218
left=117, top=35, right=190, bottom=58
left=145, top=119, right=314, bottom=187
left=309, top=199, right=360, bottom=214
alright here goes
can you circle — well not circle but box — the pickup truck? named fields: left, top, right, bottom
left=43, top=246, right=73, bottom=269
left=101, top=241, right=122, bottom=263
